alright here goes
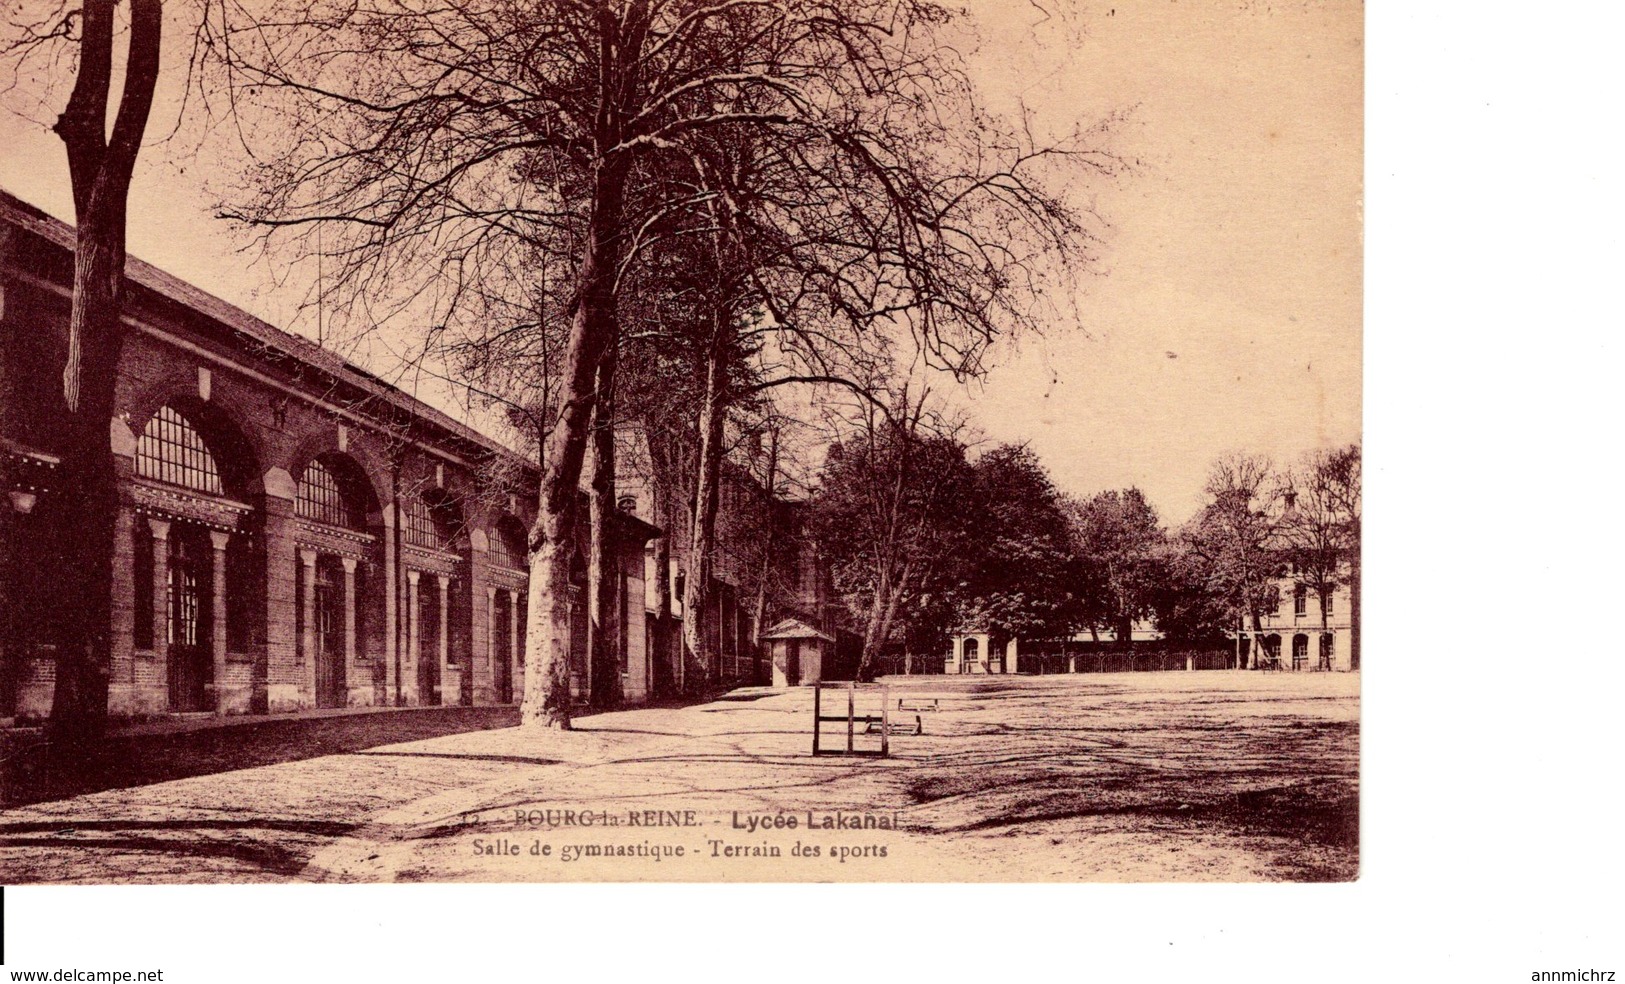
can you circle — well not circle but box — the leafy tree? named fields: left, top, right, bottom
left=1064, top=487, right=1164, bottom=648
left=951, top=444, right=1079, bottom=645
left=1148, top=537, right=1231, bottom=644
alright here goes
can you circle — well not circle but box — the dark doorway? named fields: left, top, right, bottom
left=417, top=576, right=441, bottom=705
left=167, top=528, right=212, bottom=712
left=314, top=559, right=347, bottom=708
left=785, top=639, right=801, bottom=687
left=493, top=592, right=513, bottom=704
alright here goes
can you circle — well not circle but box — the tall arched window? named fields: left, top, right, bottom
left=297, top=459, right=361, bottom=528
left=404, top=497, right=442, bottom=548
left=136, top=406, right=222, bottom=494
left=489, top=518, right=527, bottom=569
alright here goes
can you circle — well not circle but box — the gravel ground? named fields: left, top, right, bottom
left=0, top=671, right=1358, bottom=883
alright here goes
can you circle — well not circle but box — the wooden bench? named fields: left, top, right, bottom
left=867, top=714, right=922, bottom=736
left=897, top=697, right=939, bottom=713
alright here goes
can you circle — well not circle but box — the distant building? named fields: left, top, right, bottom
left=1233, top=566, right=1356, bottom=672
left=945, top=621, right=1162, bottom=675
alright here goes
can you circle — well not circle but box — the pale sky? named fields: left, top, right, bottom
left=0, top=0, right=1361, bottom=526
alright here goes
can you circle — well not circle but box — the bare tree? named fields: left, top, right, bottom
left=1185, top=453, right=1282, bottom=669
left=1304, top=443, right=1360, bottom=668
left=1279, top=450, right=1348, bottom=667
left=195, top=0, right=1115, bottom=725
left=3, top=0, right=164, bottom=747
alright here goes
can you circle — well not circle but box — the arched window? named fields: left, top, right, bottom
left=136, top=406, right=222, bottom=494
left=404, top=497, right=442, bottom=548
left=963, top=638, right=980, bottom=661
left=297, top=459, right=361, bottom=528
left=489, top=519, right=527, bottom=570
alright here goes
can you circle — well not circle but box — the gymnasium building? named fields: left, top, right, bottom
left=0, top=189, right=675, bottom=722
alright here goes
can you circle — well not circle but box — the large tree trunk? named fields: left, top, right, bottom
left=857, top=562, right=909, bottom=682
left=856, top=569, right=893, bottom=683
left=47, top=0, right=162, bottom=753
left=748, top=428, right=778, bottom=686
left=522, top=156, right=630, bottom=729
left=586, top=343, right=621, bottom=708
left=1114, top=610, right=1134, bottom=651
left=651, top=523, right=674, bottom=697
left=680, top=338, right=727, bottom=692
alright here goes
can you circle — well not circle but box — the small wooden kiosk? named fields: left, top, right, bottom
left=759, top=618, right=836, bottom=687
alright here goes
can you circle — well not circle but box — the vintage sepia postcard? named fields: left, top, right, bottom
left=0, top=0, right=1361, bottom=887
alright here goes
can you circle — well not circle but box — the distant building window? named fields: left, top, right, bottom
left=963, top=638, right=980, bottom=661
left=297, top=459, right=361, bottom=528
left=136, top=406, right=221, bottom=494
left=1293, top=585, right=1307, bottom=617
left=1323, top=590, right=1334, bottom=617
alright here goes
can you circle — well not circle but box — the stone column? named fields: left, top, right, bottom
left=405, top=569, right=421, bottom=704
left=509, top=587, right=522, bottom=702
left=209, top=530, right=231, bottom=714
left=436, top=573, right=451, bottom=704
left=299, top=548, right=319, bottom=706
left=341, top=556, right=359, bottom=704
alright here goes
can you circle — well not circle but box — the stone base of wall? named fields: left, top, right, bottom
left=265, top=683, right=306, bottom=713
left=14, top=654, right=56, bottom=718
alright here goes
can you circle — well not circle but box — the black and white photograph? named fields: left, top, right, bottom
left=0, top=0, right=1615, bottom=979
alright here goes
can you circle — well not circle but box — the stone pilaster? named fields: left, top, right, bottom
left=147, top=517, right=171, bottom=707
left=299, top=547, right=318, bottom=706
left=404, top=569, right=421, bottom=704
left=381, top=503, right=398, bottom=705
left=468, top=528, right=492, bottom=705
left=209, top=530, right=230, bottom=713
left=259, top=469, right=300, bottom=712
left=509, top=587, right=523, bottom=703
left=436, top=573, right=454, bottom=705
left=341, top=555, right=358, bottom=706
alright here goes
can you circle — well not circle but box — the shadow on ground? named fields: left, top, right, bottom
left=5, top=706, right=526, bottom=807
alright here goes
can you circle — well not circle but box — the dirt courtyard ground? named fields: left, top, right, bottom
left=0, top=671, right=1358, bottom=883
